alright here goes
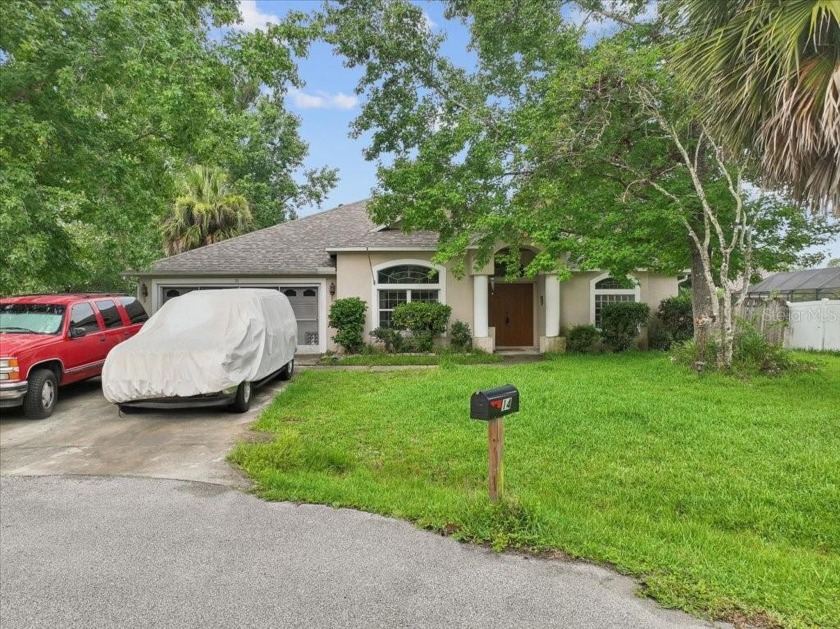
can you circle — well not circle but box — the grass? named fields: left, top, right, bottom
left=320, top=351, right=502, bottom=366
left=230, top=352, right=840, bottom=628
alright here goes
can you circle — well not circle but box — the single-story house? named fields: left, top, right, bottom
left=129, top=199, right=678, bottom=354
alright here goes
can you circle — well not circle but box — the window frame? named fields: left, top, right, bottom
left=94, top=299, right=123, bottom=329
left=118, top=296, right=148, bottom=324
left=590, top=272, right=641, bottom=327
left=69, top=302, right=102, bottom=335
left=371, top=259, right=446, bottom=329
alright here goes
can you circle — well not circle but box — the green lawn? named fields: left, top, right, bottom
left=231, top=352, right=840, bottom=628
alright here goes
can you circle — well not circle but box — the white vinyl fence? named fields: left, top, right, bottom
left=785, top=300, right=840, bottom=351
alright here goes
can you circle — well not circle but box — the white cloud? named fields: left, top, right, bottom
left=330, top=92, right=360, bottom=110
left=288, top=88, right=359, bottom=111
left=233, top=0, right=281, bottom=32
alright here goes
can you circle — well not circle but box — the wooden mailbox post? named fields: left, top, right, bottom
left=470, top=384, right=519, bottom=503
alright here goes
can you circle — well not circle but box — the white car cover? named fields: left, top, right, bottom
left=102, top=289, right=297, bottom=403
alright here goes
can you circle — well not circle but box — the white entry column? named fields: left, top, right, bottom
left=472, top=274, right=494, bottom=352
left=540, top=273, right=564, bottom=353
left=473, top=274, right=489, bottom=337
left=545, top=273, right=560, bottom=337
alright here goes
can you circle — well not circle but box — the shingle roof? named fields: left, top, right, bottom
left=748, top=267, right=840, bottom=294
left=142, top=200, right=439, bottom=276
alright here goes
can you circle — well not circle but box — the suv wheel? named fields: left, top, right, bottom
left=279, top=359, right=294, bottom=381
left=229, top=381, right=252, bottom=413
left=23, top=369, right=58, bottom=419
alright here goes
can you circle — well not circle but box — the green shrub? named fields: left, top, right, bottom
left=328, top=297, right=367, bottom=354
left=392, top=302, right=452, bottom=352
left=670, top=337, right=717, bottom=370
left=651, top=294, right=694, bottom=350
left=671, top=320, right=801, bottom=376
left=647, top=319, right=673, bottom=351
left=450, top=320, right=472, bottom=352
left=392, top=301, right=451, bottom=335
left=566, top=324, right=601, bottom=353
left=403, top=330, right=435, bottom=353
left=732, top=320, right=799, bottom=375
left=601, top=302, right=651, bottom=351
left=370, top=326, right=404, bottom=353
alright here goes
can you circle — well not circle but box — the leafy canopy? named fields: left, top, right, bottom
left=0, top=0, right=335, bottom=293
left=321, top=0, right=835, bottom=284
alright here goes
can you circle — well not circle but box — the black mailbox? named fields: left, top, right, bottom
left=470, top=384, right=519, bottom=421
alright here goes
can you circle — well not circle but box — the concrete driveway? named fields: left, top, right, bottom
left=0, top=377, right=283, bottom=486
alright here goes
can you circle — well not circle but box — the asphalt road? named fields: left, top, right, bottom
left=0, top=476, right=726, bottom=629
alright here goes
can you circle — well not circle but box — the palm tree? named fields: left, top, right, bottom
left=161, top=165, right=252, bottom=256
left=670, top=0, right=840, bottom=214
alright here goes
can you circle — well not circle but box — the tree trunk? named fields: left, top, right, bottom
left=718, top=289, right=734, bottom=369
left=690, top=239, right=714, bottom=349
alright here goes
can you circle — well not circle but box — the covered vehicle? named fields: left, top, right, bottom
left=102, top=289, right=296, bottom=412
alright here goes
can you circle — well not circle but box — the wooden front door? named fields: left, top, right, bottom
left=489, top=283, right=534, bottom=347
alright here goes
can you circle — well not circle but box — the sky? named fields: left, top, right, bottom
left=232, top=0, right=839, bottom=263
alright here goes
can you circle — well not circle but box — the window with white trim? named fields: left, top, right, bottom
left=376, top=264, right=441, bottom=328
left=592, top=276, right=638, bottom=328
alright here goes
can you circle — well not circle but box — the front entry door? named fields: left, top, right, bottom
left=489, top=283, right=534, bottom=347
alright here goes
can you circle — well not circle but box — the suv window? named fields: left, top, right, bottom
left=69, top=303, right=101, bottom=334
left=0, top=303, right=65, bottom=334
left=95, top=300, right=123, bottom=329
left=118, top=296, right=148, bottom=324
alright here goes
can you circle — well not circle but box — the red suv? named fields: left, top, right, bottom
left=0, top=294, right=147, bottom=418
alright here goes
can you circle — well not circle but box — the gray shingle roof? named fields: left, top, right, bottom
left=143, top=200, right=438, bottom=276
left=749, top=267, right=840, bottom=294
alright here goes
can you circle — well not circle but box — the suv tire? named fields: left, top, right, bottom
left=229, top=381, right=252, bottom=413
left=23, top=369, right=58, bottom=419
left=279, top=359, right=294, bottom=381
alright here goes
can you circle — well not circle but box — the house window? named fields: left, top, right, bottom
left=375, top=263, right=442, bottom=328
left=591, top=275, right=639, bottom=327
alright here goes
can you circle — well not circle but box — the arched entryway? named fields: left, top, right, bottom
left=489, top=248, right=536, bottom=348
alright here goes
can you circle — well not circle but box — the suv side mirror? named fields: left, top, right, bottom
left=69, top=327, right=87, bottom=339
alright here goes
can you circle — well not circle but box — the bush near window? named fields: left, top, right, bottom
left=650, top=294, right=694, bottom=350
left=328, top=297, right=367, bottom=354
left=601, top=302, right=651, bottom=352
left=450, top=320, right=473, bottom=352
left=566, top=324, right=601, bottom=353
left=370, top=326, right=404, bottom=353
left=392, top=302, right=452, bottom=353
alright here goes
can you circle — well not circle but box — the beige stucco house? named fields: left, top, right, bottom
left=130, top=200, right=678, bottom=354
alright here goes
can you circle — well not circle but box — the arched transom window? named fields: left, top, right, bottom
left=591, top=274, right=639, bottom=327
left=375, top=263, right=442, bottom=328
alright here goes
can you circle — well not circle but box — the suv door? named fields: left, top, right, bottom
left=63, top=301, right=108, bottom=382
left=116, top=296, right=147, bottom=339
left=94, top=299, right=127, bottom=352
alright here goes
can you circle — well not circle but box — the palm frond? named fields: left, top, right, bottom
left=672, top=0, right=840, bottom=214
